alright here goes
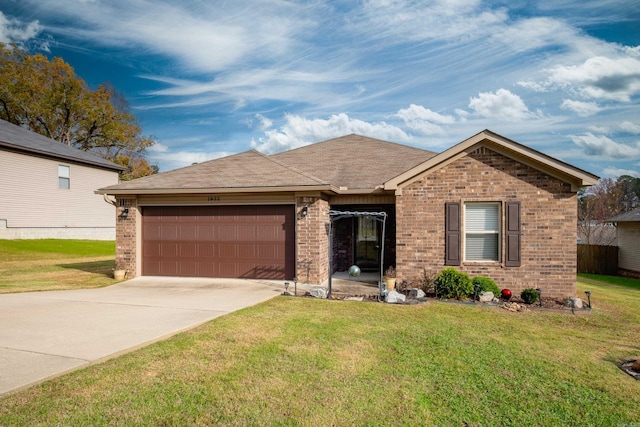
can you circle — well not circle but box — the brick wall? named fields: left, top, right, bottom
left=296, top=196, right=330, bottom=284
left=115, top=197, right=138, bottom=278
left=396, top=146, right=577, bottom=298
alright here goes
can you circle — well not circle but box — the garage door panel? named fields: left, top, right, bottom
left=256, top=244, right=279, bottom=259
left=161, top=243, right=178, bottom=257
left=179, top=225, right=197, bottom=239
left=236, top=225, right=256, bottom=240
left=196, top=225, right=215, bottom=239
left=218, top=226, right=237, bottom=240
left=198, top=244, right=215, bottom=258
left=237, top=244, right=256, bottom=259
left=143, top=205, right=294, bottom=279
left=179, top=243, right=197, bottom=258
left=216, top=242, right=237, bottom=258
left=161, top=226, right=179, bottom=240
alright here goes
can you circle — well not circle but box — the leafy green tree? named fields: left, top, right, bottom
left=0, top=43, right=156, bottom=180
left=617, top=175, right=640, bottom=211
left=578, top=176, right=640, bottom=245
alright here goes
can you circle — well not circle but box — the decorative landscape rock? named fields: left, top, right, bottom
left=501, top=302, right=530, bottom=313
left=565, top=297, right=584, bottom=309
left=309, top=287, right=328, bottom=299
left=385, top=290, right=406, bottom=304
left=479, top=291, right=494, bottom=302
left=411, top=288, right=426, bottom=298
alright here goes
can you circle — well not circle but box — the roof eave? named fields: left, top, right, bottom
left=0, top=141, right=126, bottom=172
left=384, top=130, right=599, bottom=192
left=95, top=184, right=336, bottom=196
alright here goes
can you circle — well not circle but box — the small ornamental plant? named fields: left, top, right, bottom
left=384, top=265, right=396, bottom=278
left=472, top=276, right=500, bottom=296
left=416, top=268, right=436, bottom=295
left=434, top=268, right=473, bottom=299
left=521, top=288, right=539, bottom=304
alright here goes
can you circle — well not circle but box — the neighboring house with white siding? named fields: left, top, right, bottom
left=0, top=119, right=124, bottom=240
left=607, top=208, right=640, bottom=277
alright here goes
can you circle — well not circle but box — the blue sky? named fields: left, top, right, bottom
left=1, top=0, right=639, bottom=178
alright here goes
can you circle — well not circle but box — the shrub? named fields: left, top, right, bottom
left=411, top=268, right=436, bottom=295
left=434, top=268, right=473, bottom=299
left=521, top=288, right=539, bottom=304
left=472, top=276, right=500, bottom=296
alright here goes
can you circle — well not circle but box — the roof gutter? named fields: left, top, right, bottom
left=95, top=184, right=338, bottom=196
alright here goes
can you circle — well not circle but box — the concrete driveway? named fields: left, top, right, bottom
left=0, top=277, right=285, bottom=396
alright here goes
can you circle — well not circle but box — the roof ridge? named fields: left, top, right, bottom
left=272, top=133, right=436, bottom=157
left=258, top=150, right=328, bottom=185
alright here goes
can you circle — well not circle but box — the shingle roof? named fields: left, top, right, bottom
left=0, top=119, right=125, bottom=171
left=271, top=134, right=436, bottom=189
left=607, top=207, right=640, bottom=223
left=98, top=134, right=436, bottom=194
left=99, top=150, right=331, bottom=193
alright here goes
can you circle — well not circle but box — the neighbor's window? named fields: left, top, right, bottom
left=465, top=202, right=500, bottom=261
left=58, top=165, right=70, bottom=189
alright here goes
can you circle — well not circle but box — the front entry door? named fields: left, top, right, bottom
left=355, top=216, right=380, bottom=271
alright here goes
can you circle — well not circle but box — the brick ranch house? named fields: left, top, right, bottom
left=97, top=130, right=598, bottom=298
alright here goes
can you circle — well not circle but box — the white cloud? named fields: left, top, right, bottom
left=548, top=55, right=640, bottom=102
left=147, top=142, right=169, bottom=153
left=602, top=167, right=640, bottom=178
left=468, top=89, right=533, bottom=121
left=587, top=125, right=609, bottom=134
left=24, top=0, right=313, bottom=73
left=620, top=121, right=640, bottom=134
left=0, top=11, right=41, bottom=45
left=357, top=0, right=507, bottom=42
left=560, top=99, right=601, bottom=117
left=250, top=113, right=410, bottom=154
left=395, top=104, right=455, bottom=135
left=493, top=17, right=578, bottom=53
left=148, top=148, right=229, bottom=171
left=254, top=114, right=273, bottom=131
left=569, top=133, right=640, bottom=158
left=517, top=80, right=549, bottom=92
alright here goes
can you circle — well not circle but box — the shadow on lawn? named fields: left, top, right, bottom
left=58, top=260, right=115, bottom=276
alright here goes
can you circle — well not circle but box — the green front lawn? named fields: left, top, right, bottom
left=0, top=239, right=117, bottom=293
left=1, top=275, right=638, bottom=425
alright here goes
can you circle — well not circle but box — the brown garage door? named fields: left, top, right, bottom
left=142, top=205, right=295, bottom=279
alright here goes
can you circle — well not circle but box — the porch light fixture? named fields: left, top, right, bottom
left=119, top=208, right=129, bottom=219
left=536, top=288, right=542, bottom=307
left=584, top=290, right=592, bottom=308
left=301, top=206, right=308, bottom=217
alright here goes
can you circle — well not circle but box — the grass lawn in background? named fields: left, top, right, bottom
left=0, top=274, right=638, bottom=425
left=0, top=239, right=117, bottom=293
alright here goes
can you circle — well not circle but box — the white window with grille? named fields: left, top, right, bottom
left=464, top=202, right=500, bottom=262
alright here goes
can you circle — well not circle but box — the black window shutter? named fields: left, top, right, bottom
left=505, top=202, right=521, bottom=267
left=445, top=202, right=461, bottom=266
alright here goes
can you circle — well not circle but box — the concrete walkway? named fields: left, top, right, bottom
left=0, top=277, right=285, bottom=396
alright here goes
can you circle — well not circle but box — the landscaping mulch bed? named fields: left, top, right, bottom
left=293, top=289, right=593, bottom=315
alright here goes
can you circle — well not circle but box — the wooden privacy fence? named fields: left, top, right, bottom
left=577, top=244, right=618, bottom=275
